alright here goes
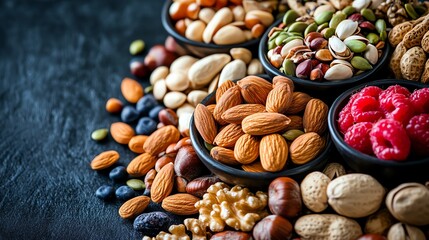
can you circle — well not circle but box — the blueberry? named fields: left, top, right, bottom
left=95, top=185, right=115, bottom=201
left=109, top=166, right=128, bottom=182
left=149, top=105, right=164, bottom=121
left=133, top=212, right=170, bottom=234
left=136, top=94, right=158, bottom=115
left=136, top=117, right=157, bottom=135
left=115, top=185, right=135, bottom=201
left=121, top=105, right=140, bottom=123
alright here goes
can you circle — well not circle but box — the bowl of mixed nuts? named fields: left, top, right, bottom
left=189, top=75, right=333, bottom=188
left=161, top=0, right=278, bottom=57
left=259, top=6, right=391, bottom=92
left=328, top=79, right=429, bottom=185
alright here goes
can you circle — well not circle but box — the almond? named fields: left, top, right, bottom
left=237, top=76, right=272, bottom=105
left=105, top=98, right=123, bottom=113
left=110, top=122, right=135, bottom=144
left=303, top=98, right=328, bottom=135
left=221, top=104, right=266, bottom=124
left=194, top=104, right=217, bottom=144
left=266, top=83, right=293, bottom=114
left=241, top=161, right=265, bottom=172
left=127, top=153, right=157, bottom=177
left=121, top=77, right=144, bottom=103
left=234, top=134, right=260, bottom=164
left=161, top=193, right=200, bottom=215
left=118, top=196, right=150, bottom=219
left=272, top=75, right=294, bottom=91
left=128, top=135, right=148, bottom=153
left=210, top=146, right=241, bottom=165
left=216, top=79, right=236, bottom=103
left=285, top=92, right=312, bottom=114
left=155, top=155, right=175, bottom=172
left=284, top=115, right=304, bottom=131
left=207, top=104, right=216, bottom=114
left=290, top=132, right=324, bottom=165
left=242, top=112, right=291, bottom=135
left=213, top=85, right=242, bottom=125
left=260, top=134, right=288, bottom=172
left=90, top=150, right=120, bottom=170
left=143, top=125, right=181, bottom=155
left=151, top=162, right=175, bottom=203
left=213, top=123, right=244, bottom=148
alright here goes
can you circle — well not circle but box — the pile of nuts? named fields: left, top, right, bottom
left=267, top=4, right=387, bottom=81
left=389, top=14, right=429, bottom=83
left=168, top=0, right=279, bottom=45
left=194, top=75, right=329, bottom=172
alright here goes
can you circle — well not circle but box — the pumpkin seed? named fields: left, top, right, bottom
left=315, top=11, right=334, bottom=25
left=361, top=8, right=376, bottom=22
left=342, top=6, right=355, bottom=16
left=366, top=33, right=379, bottom=45
left=283, top=10, right=299, bottom=26
left=287, top=22, right=308, bottom=34
left=351, top=56, right=373, bottom=70
left=144, top=85, right=153, bottom=94
left=282, top=129, right=304, bottom=141
left=91, top=128, right=108, bottom=141
left=129, top=40, right=145, bottom=55
left=204, top=141, right=214, bottom=151
left=405, top=3, right=418, bottom=20
left=329, top=12, right=346, bottom=29
left=380, top=30, right=387, bottom=41
left=126, top=179, right=145, bottom=190
left=323, top=28, right=335, bottom=38
left=304, top=23, right=318, bottom=37
left=375, top=19, right=386, bottom=34
left=345, top=39, right=367, bottom=53
left=282, top=59, right=296, bottom=76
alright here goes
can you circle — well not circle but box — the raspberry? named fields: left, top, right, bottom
left=338, top=109, right=354, bottom=134
left=379, top=85, right=411, bottom=101
left=406, top=114, right=429, bottom=157
left=370, top=119, right=410, bottom=161
left=358, top=86, right=383, bottom=99
left=380, top=93, right=414, bottom=125
left=410, top=88, right=429, bottom=114
left=351, top=96, right=384, bottom=123
left=344, top=122, right=373, bottom=155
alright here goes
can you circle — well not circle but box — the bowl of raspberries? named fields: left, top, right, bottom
left=328, top=79, right=429, bottom=185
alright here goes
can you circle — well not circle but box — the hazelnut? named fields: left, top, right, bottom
left=253, top=215, right=293, bottom=240
left=186, top=175, right=220, bottom=197
left=174, top=145, right=208, bottom=181
left=158, top=108, right=178, bottom=127
left=211, top=231, right=251, bottom=240
left=268, top=177, right=302, bottom=219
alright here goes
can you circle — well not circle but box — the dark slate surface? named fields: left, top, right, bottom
left=0, top=0, right=176, bottom=239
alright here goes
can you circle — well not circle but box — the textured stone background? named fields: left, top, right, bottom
left=0, top=1, right=179, bottom=239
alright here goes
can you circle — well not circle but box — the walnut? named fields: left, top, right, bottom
left=184, top=218, right=207, bottom=240
left=195, top=182, right=269, bottom=232
left=143, top=224, right=190, bottom=240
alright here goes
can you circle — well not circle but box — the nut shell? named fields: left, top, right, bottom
left=268, top=177, right=301, bottom=219
left=253, top=215, right=292, bottom=240
left=400, top=46, right=426, bottom=81
left=300, top=171, right=330, bottom=212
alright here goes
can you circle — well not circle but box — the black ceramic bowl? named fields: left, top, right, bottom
left=189, top=76, right=333, bottom=189
left=161, top=0, right=260, bottom=58
left=328, top=79, right=429, bottom=186
left=259, top=18, right=391, bottom=95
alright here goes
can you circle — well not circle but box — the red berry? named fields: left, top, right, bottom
left=380, top=93, right=414, bottom=125
left=406, top=114, right=429, bottom=157
left=351, top=96, right=384, bottom=123
left=379, top=85, right=411, bottom=101
left=410, top=88, right=429, bottom=114
left=358, top=86, right=383, bottom=99
left=338, top=109, right=354, bottom=134
left=344, top=122, right=373, bottom=155
left=370, top=119, right=410, bottom=161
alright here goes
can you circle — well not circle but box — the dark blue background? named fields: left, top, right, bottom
left=0, top=1, right=175, bottom=239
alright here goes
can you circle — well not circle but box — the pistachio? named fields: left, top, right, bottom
left=315, top=49, right=333, bottom=62
left=310, top=38, right=328, bottom=51
left=329, top=36, right=347, bottom=56
left=295, top=59, right=312, bottom=79
left=330, top=59, right=353, bottom=71
left=348, top=13, right=364, bottom=22
left=324, top=64, right=353, bottom=80
left=345, top=39, right=367, bottom=53
left=352, top=0, right=371, bottom=12
left=387, top=223, right=426, bottom=240
left=304, top=23, right=318, bottom=37
left=359, top=21, right=375, bottom=31
left=336, top=20, right=358, bottom=40
left=283, top=9, right=299, bottom=26
left=315, top=11, right=334, bottom=25
left=361, top=8, right=376, bottom=22
left=314, top=5, right=335, bottom=20
left=351, top=56, right=373, bottom=70
left=91, top=128, right=108, bottom=141
left=329, top=12, right=346, bottom=29
left=342, top=6, right=355, bottom=16
left=316, top=22, right=329, bottom=32
left=375, top=19, right=386, bottom=34
left=322, top=27, right=335, bottom=39
left=282, top=129, right=304, bottom=141
left=282, top=59, right=296, bottom=76
left=287, top=22, right=309, bottom=34
left=310, top=68, right=323, bottom=81
left=380, top=30, right=387, bottom=42
left=304, top=32, right=323, bottom=47
left=404, top=3, right=419, bottom=20
left=364, top=44, right=379, bottom=65
left=366, top=33, right=380, bottom=45
left=280, top=39, right=304, bottom=58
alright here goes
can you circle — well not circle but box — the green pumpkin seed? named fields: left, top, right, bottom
left=405, top=3, right=419, bottom=20
left=323, top=28, right=335, bottom=38
left=375, top=19, right=386, bottom=34
left=268, top=40, right=277, bottom=50
left=204, top=141, right=214, bottom=151
left=342, top=6, right=355, bottom=16
left=275, top=34, right=289, bottom=46
left=304, top=23, right=318, bottom=37
left=269, top=31, right=281, bottom=41
left=316, top=22, right=329, bottom=32
left=329, top=12, right=346, bottom=29
left=282, top=36, right=303, bottom=44
left=345, top=40, right=367, bottom=53
left=129, top=39, right=145, bottom=55
left=282, top=59, right=296, bottom=76
left=366, top=33, right=380, bottom=45
left=380, top=30, right=387, bottom=41
left=282, top=129, right=304, bottom=141
left=361, top=8, right=376, bottom=22
left=315, top=11, right=334, bottom=25
left=144, top=85, right=153, bottom=94
left=91, top=128, right=108, bottom=141
left=283, top=10, right=300, bottom=26
left=351, top=56, right=373, bottom=70
left=287, top=22, right=308, bottom=34
left=127, top=179, right=145, bottom=190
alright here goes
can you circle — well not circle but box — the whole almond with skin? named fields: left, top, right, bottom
left=242, top=113, right=291, bottom=135
left=128, top=135, right=148, bottom=153
left=90, top=150, right=119, bottom=170
left=290, top=132, right=324, bottom=165
left=242, top=161, right=265, bottom=172
left=221, top=104, right=266, bottom=124
left=118, top=196, right=150, bottom=219
left=272, top=75, right=294, bottom=91
left=194, top=104, right=217, bottom=144
left=266, top=83, right=293, bottom=114
left=143, top=125, right=180, bottom=156
left=237, top=76, right=272, bottom=105
left=216, top=80, right=235, bottom=102
left=284, top=115, right=304, bottom=131
left=234, top=134, right=260, bottom=164
left=121, top=78, right=144, bottom=103
left=207, top=104, right=216, bottom=114
left=127, top=153, right=157, bottom=177
left=110, top=122, right=135, bottom=144
left=155, top=155, right=174, bottom=172
left=211, top=146, right=241, bottom=165
left=151, top=162, right=175, bottom=203
left=260, top=134, right=288, bottom=172
left=213, top=85, right=242, bottom=125
left=303, top=98, right=328, bottom=135
left=161, top=193, right=200, bottom=215
left=285, top=92, right=312, bottom=114
left=213, top=123, right=244, bottom=148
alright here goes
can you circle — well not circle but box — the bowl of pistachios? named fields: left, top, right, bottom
left=259, top=5, right=391, bottom=94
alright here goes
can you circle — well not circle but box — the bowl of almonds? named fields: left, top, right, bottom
left=161, top=0, right=278, bottom=57
left=189, top=75, right=333, bottom=188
